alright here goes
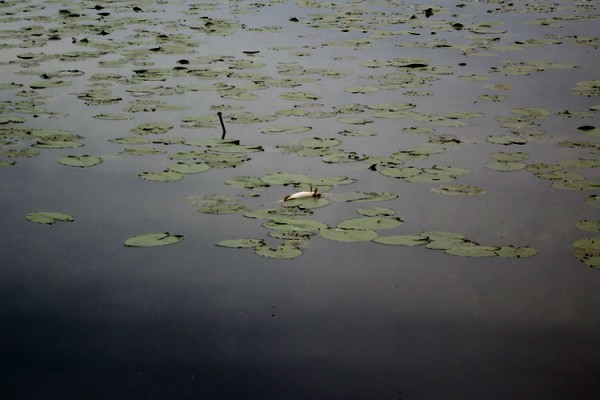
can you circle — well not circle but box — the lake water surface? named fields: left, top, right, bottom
left=1, top=0, right=599, bottom=399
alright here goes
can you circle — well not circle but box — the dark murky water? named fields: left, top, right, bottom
left=1, top=1, right=599, bottom=398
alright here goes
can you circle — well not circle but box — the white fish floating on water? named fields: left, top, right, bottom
left=283, top=187, right=321, bottom=202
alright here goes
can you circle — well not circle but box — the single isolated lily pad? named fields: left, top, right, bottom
left=124, top=232, right=184, bottom=248
left=26, top=211, right=74, bottom=225
left=58, top=155, right=102, bottom=168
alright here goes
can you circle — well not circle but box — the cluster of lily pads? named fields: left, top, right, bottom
left=3, top=0, right=598, bottom=267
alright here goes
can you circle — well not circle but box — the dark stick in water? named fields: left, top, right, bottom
left=217, top=112, right=226, bottom=139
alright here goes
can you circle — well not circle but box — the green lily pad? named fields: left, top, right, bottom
left=573, top=237, right=600, bottom=267
left=216, top=238, right=265, bottom=248
left=58, top=155, right=102, bottom=168
left=445, top=245, right=499, bottom=257
left=255, top=243, right=303, bottom=259
left=263, top=218, right=327, bottom=232
left=279, top=91, right=321, bottom=101
left=373, top=235, right=429, bottom=246
left=124, top=232, right=184, bottom=248
left=167, top=162, right=210, bottom=174
left=431, top=185, right=486, bottom=196
left=225, top=176, right=265, bottom=189
left=338, top=217, right=403, bottom=230
left=26, top=211, right=74, bottom=225
left=332, top=191, right=397, bottom=203
left=586, top=195, right=600, bottom=209
left=261, top=126, right=312, bottom=134
left=486, top=160, right=527, bottom=172
left=132, top=122, right=173, bottom=135
left=139, top=170, right=184, bottom=182
left=186, top=195, right=247, bottom=214
left=495, top=246, right=538, bottom=258
left=486, top=135, right=528, bottom=145
left=576, top=220, right=600, bottom=232
left=300, top=137, right=341, bottom=149
left=261, top=172, right=311, bottom=186
left=320, top=227, right=378, bottom=242
left=492, top=152, right=529, bottom=162
left=338, top=129, right=377, bottom=137
left=356, top=207, right=396, bottom=217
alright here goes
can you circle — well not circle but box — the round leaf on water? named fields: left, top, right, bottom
left=493, top=152, right=529, bottom=162
left=244, top=207, right=311, bottom=220
left=59, top=155, right=102, bottom=168
left=255, top=243, right=303, bottom=259
left=300, top=137, right=341, bottom=149
left=279, top=91, right=321, bottom=101
left=486, top=135, right=528, bottom=145
left=261, top=126, right=312, bottom=134
left=167, top=162, right=210, bottom=174
left=577, top=220, right=600, bottom=232
left=26, top=212, right=74, bottom=225
left=557, top=159, right=599, bottom=169
left=338, top=129, right=377, bottom=137
left=216, top=238, right=265, bottom=248
left=225, top=176, right=265, bottom=189
left=186, top=195, right=247, bottom=214
left=486, top=161, right=527, bottom=172
left=338, top=217, right=403, bottom=230
left=261, top=172, right=311, bottom=186
left=357, top=207, right=396, bottom=217
left=320, top=227, right=377, bottom=242
left=344, top=85, right=379, bottom=94
left=124, top=232, right=184, bottom=247
left=331, top=191, right=397, bottom=203
left=373, top=235, right=429, bottom=246
left=586, top=195, right=600, bottom=209
left=445, top=245, right=499, bottom=257
left=378, top=166, right=421, bottom=179
left=431, top=185, right=486, bottom=196
left=139, top=170, right=183, bottom=182
left=573, top=237, right=600, bottom=267
left=263, top=218, right=327, bottom=232
left=495, top=246, right=538, bottom=258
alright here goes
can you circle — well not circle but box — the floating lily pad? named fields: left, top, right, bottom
left=167, top=162, right=210, bottom=174
left=338, top=217, right=403, bottom=230
left=573, top=237, right=600, bottom=267
left=263, top=218, right=327, bottom=232
left=332, top=191, right=397, bottom=203
left=216, top=238, right=265, bottom=248
left=431, top=185, right=486, bottom=196
left=357, top=207, right=396, bottom=217
left=26, top=211, right=74, bottom=225
left=255, top=243, right=303, bottom=259
left=279, top=91, right=321, bottom=101
left=495, top=243, right=536, bottom=258
left=319, top=227, right=378, bottom=242
left=299, top=137, right=341, bottom=149
left=58, top=155, right=102, bottom=168
left=186, top=195, right=247, bottom=214
left=124, top=232, right=184, bottom=248
left=261, top=172, right=311, bottom=186
left=225, top=176, right=265, bottom=189
left=445, top=244, right=499, bottom=257
left=139, top=170, right=183, bottom=182
left=486, top=160, right=527, bottom=172
left=261, top=126, right=312, bottom=134
left=486, top=135, right=528, bottom=145
left=373, top=235, right=429, bottom=246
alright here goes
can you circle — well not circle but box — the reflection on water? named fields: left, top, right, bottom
left=1, top=0, right=599, bottom=398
